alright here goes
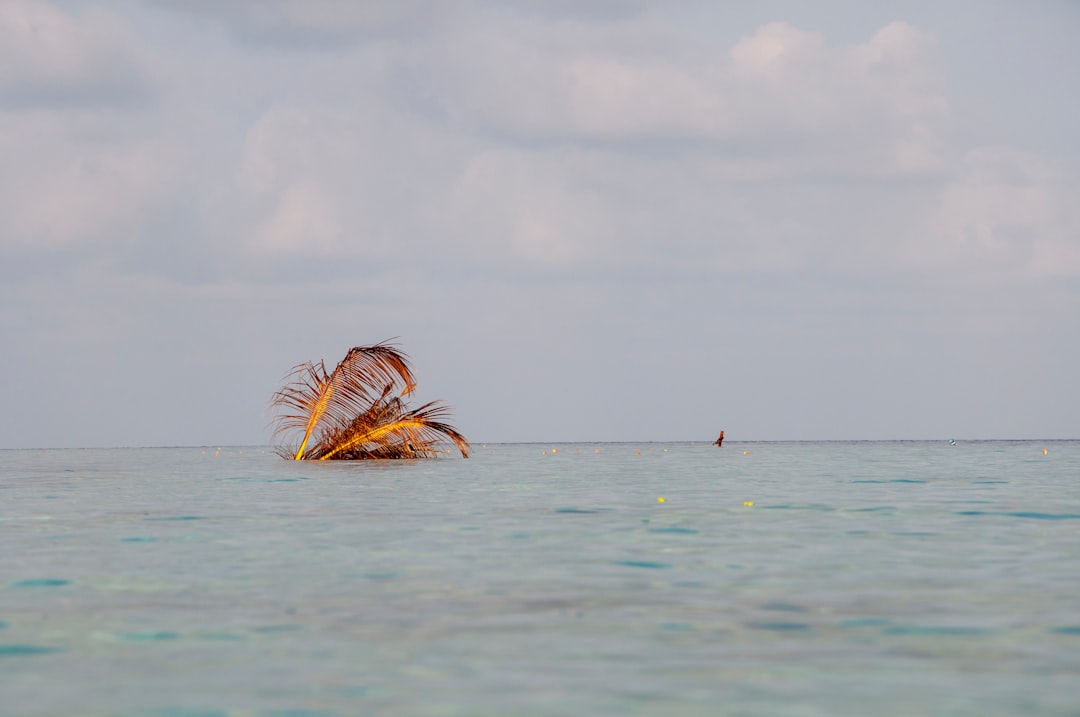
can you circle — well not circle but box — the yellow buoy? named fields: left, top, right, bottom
left=743, top=501, right=754, bottom=507
left=743, top=450, right=749, bottom=455
left=636, top=450, right=641, bottom=455
left=1043, top=448, right=1049, bottom=455
left=657, top=497, right=665, bottom=503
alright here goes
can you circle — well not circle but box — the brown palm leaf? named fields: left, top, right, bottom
left=270, top=342, right=469, bottom=460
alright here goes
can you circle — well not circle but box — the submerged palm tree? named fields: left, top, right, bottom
left=271, top=342, right=469, bottom=460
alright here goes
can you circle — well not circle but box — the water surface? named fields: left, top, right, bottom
left=2, top=441, right=1078, bottom=716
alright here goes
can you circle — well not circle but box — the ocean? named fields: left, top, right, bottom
left=1, top=441, right=1078, bottom=716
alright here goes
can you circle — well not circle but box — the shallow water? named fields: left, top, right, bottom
left=2, top=441, right=1078, bottom=716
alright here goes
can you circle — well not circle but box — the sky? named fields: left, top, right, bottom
left=1, top=0, right=1078, bottom=448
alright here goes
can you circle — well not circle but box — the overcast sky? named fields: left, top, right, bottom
left=1, top=0, right=1077, bottom=448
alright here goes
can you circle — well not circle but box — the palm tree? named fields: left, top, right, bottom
left=270, top=342, right=469, bottom=460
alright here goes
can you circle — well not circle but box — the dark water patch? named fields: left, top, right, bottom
left=839, top=618, right=892, bottom=629
left=760, top=602, right=808, bottom=613
left=252, top=624, right=304, bottom=633
left=848, top=506, right=896, bottom=513
left=145, top=516, right=205, bottom=521
left=1050, top=625, right=1080, bottom=635
left=263, top=478, right=307, bottom=483
left=0, top=644, right=63, bottom=657
left=972, top=480, right=1008, bottom=484
left=612, top=560, right=673, bottom=569
left=845, top=530, right=871, bottom=535
left=556, top=508, right=601, bottom=514
left=11, top=578, right=70, bottom=587
left=509, top=533, right=529, bottom=539
left=648, top=526, right=699, bottom=534
left=0, top=621, right=7, bottom=629
left=120, top=537, right=158, bottom=543
left=889, top=479, right=927, bottom=483
left=746, top=621, right=811, bottom=632
left=883, top=625, right=991, bottom=636
left=890, top=531, right=940, bottom=537
left=121, top=631, right=181, bottom=642
left=956, top=511, right=1080, bottom=520
left=851, top=480, right=888, bottom=483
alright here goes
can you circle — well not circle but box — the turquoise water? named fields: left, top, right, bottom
left=2, top=441, right=1078, bottom=716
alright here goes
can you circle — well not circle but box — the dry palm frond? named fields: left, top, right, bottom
left=270, top=342, right=469, bottom=460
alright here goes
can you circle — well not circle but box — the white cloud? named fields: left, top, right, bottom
left=0, top=113, right=182, bottom=251
left=0, top=0, right=149, bottom=108
left=156, top=0, right=450, bottom=48
left=255, top=183, right=341, bottom=254
left=428, top=17, right=950, bottom=182
left=929, top=147, right=1080, bottom=280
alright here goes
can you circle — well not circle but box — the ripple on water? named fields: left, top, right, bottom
left=955, top=511, right=1080, bottom=520
left=745, top=622, right=812, bottom=632
left=838, top=618, right=892, bottom=629
left=612, top=560, right=673, bottom=569
left=883, top=626, right=993, bottom=636
left=648, top=527, right=699, bottom=534
left=760, top=602, right=808, bottom=613
left=1050, top=625, right=1080, bottom=635
left=0, top=644, right=63, bottom=657
left=761, top=504, right=835, bottom=511
left=120, top=631, right=181, bottom=642
left=11, top=579, right=70, bottom=587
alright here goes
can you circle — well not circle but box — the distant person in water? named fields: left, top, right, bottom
left=714, top=430, right=724, bottom=447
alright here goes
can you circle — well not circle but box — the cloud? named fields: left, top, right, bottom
left=930, top=147, right=1080, bottom=281
left=155, top=0, right=452, bottom=49
left=0, top=0, right=150, bottom=108
left=0, top=112, right=182, bottom=253
left=255, top=183, right=342, bottom=254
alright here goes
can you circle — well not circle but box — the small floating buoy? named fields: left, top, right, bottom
left=743, top=450, right=749, bottom=455
left=743, top=501, right=754, bottom=507
left=636, top=450, right=641, bottom=455
left=1043, top=448, right=1049, bottom=455
left=657, top=497, right=665, bottom=503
